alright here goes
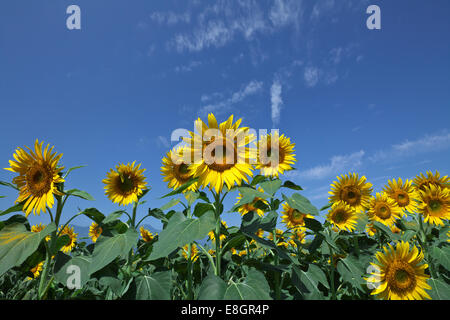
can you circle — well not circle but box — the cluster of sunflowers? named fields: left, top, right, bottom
left=0, top=113, right=448, bottom=300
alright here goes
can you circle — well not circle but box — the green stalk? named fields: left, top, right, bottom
left=213, top=191, right=222, bottom=277
left=127, top=202, right=139, bottom=275
left=327, top=230, right=337, bottom=300
left=417, top=214, right=437, bottom=278
left=272, top=228, right=281, bottom=300
left=186, top=205, right=194, bottom=300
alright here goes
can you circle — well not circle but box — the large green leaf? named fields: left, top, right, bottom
left=0, top=223, right=55, bottom=277
left=160, top=178, right=198, bottom=198
left=292, top=265, right=326, bottom=299
left=89, top=228, right=139, bottom=275
left=430, top=246, right=450, bottom=271
left=135, top=272, right=172, bottom=300
left=336, top=255, right=365, bottom=291
left=198, top=274, right=227, bottom=300
left=81, top=208, right=106, bottom=224
left=428, top=278, right=450, bottom=300
left=148, top=210, right=216, bottom=260
left=223, top=269, right=272, bottom=300
left=259, top=179, right=282, bottom=196
left=53, top=252, right=91, bottom=288
left=282, top=193, right=319, bottom=216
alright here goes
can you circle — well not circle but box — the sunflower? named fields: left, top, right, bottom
left=328, top=172, right=373, bottom=213
left=281, top=202, right=315, bottom=230
left=208, top=221, right=227, bottom=246
left=161, top=147, right=197, bottom=192
left=367, top=193, right=403, bottom=227
left=383, top=178, right=419, bottom=215
left=413, top=170, right=449, bottom=191
left=5, top=139, right=64, bottom=217
left=140, top=226, right=155, bottom=242
left=182, top=244, right=199, bottom=262
left=58, top=225, right=78, bottom=253
left=89, top=222, right=102, bottom=243
left=31, top=223, right=51, bottom=241
left=268, top=229, right=289, bottom=248
left=184, top=114, right=255, bottom=193
left=417, top=185, right=450, bottom=226
left=366, top=222, right=377, bottom=237
left=28, top=261, right=44, bottom=280
left=255, top=132, right=296, bottom=177
left=235, top=187, right=267, bottom=217
left=368, top=241, right=431, bottom=300
left=326, top=201, right=359, bottom=232
left=288, top=229, right=306, bottom=248
left=103, top=161, right=148, bottom=206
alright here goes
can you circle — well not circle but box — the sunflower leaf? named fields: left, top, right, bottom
left=148, top=210, right=216, bottom=261
left=259, top=179, right=282, bottom=196
left=160, top=178, right=198, bottom=199
left=65, top=189, right=95, bottom=201
left=282, top=193, right=319, bottom=216
left=0, top=203, right=24, bottom=217
left=0, top=223, right=56, bottom=277
left=223, top=269, right=272, bottom=300
left=281, top=180, right=303, bottom=191
left=0, top=181, right=19, bottom=191
left=62, top=165, right=86, bottom=179
left=135, top=272, right=172, bottom=300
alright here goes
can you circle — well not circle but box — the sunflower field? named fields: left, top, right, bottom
left=0, top=113, right=449, bottom=301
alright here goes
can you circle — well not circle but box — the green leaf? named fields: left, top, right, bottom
left=102, top=211, right=125, bottom=224
left=0, top=181, right=19, bottom=191
left=160, top=178, right=198, bottom=199
left=148, top=210, right=216, bottom=260
left=0, top=223, right=56, bottom=277
left=250, top=175, right=268, bottom=186
left=135, top=272, right=172, bottom=300
left=259, top=179, right=282, bottom=196
left=372, top=221, right=400, bottom=241
left=281, top=180, right=303, bottom=191
left=198, top=274, right=227, bottom=300
left=430, top=246, right=450, bottom=271
left=89, top=228, right=139, bottom=275
left=64, top=189, right=95, bottom=201
left=428, top=278, right=450, bottom=300
left=160, top=198, right=181, bottom=211
left=336, top=255, right=365, bottom=291
left=81, top=208, right=106, bottom=224
left=193, top=203, right=215, bottom=218
left=53, top=252, right=91, bottom=288
left=292, top=265, right=325, bottom=299
left=148, top=208, right=168, bottom=224
left=233, top=187, right=268, bottom=209
left=282, top=193, right=319, bottom=216
left=184, top=191, right=199, bottom=206
left=320, top=203, right=332, bottom=211
left=62, top=165, right=86, bottom=179
left=224, top=269, right=272, bottom=300
left=0, top=203, right=24, bottom=217
left=304, top=218, right=323, bottom=232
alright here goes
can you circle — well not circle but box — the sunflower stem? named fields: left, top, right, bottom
left=186, top=205, right=194, bottom=300
left=417, top=213, right=438, bottom=279
left=327, top=229, right=337, bottom=300
left=272, top=228, right=281, bottom=300
left=213, top=191, right=222, bottom=277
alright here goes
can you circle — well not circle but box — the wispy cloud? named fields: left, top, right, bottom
left=369, top=131, right=450, bottom=163
left=269, top=0, right=303, bottom=29
left=289, top=150, right=365, bottom=180
left=270, top=80, right=283, bottom=126
left=175, top=60, right=202, bottom=73
left=304, top=66, right=320, bottom=87
left=198, top=80, right=263, bottom=117
left=150, top=11, right=191, bottom=25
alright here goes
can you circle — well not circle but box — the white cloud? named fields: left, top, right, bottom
left=150, top=11, right=191, bottom=25
left=311, top=0, right=335, bottom=20
left=292, top=150, right=365, bottom=180
left=198, top=80, right=263, bottom=117
left=175, top=60, right=202, bottom=73
left=304, top=66, right=320, bottom=87
left=270, top=80, right=283, bottom=126
left=269, top=0, right=303, bottom=29
left=369, top=131, right=450, bottom=163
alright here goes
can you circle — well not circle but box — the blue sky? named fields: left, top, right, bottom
left=0, top=0, right=449, bottom=230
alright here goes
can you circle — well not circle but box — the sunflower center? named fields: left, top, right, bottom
left=395, top=191, right=410, bottom=207
left=341, top=186, right=361, bottom=206
left=291, top=210, right=305, bottom=224
left=386, top=260, right=417, bottom=294
left=376, top=203, right=391, bottom=220
left=26, top=164, right=52, bottom=196
left=118, top=173, right=135, bottom=193
left=260, top=144, right=286, bottom=168
left=174, top=163, right=191, bottom=182
left=333, top=209, right=349, bottom=224
left=204, top=138, right=238, bottom=172
left=429, top=199, right=442, bottom=213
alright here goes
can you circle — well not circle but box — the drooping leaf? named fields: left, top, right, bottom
left=281, top=180, right=303, bottom=191
left=148, top=210, right=216, bottom=260
left=80, top=208, right=106, bottom=224
left=160, top=178, right=198, bottom=199
left=64, top=189, right=95, bottom=201
left=0, top=203, right=24, bottom=217
left=223, top=269, right=272, bottom=300
left=198, top=274, right=227, bottom=300
left=135, top=272, right=172, bottom=300
left=89, top=228, right=139, bottom=275
left=0, top=223, right=56, bottom=277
